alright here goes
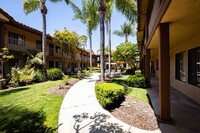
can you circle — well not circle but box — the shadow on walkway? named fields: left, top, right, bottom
left=73, top=112, right=124, bottom=133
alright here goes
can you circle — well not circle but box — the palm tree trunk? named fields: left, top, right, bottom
left=41, top=6, right=48, bottom=80
left=125, top=34, right=128, bottom=42
left=89, top=33, right=92, bottom=72
left=107, top=17, right=111, bottom=74
left=99, top=0, right=105, bottom=82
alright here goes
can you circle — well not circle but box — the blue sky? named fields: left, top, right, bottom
left=0, top=0, right=137, bottom=53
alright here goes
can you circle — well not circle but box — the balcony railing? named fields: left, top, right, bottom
left=5, top=37, right=27, bottom=51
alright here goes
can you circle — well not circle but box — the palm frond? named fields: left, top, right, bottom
left=115, top=0, right=137, bottom=22
left=23, top=0, right=40, bottom=14
left=113, top=30, right=124, bottom=37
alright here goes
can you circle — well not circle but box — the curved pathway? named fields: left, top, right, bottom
left=58, top=73, right=161, bottom=133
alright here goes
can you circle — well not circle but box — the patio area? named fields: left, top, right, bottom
left=148, top=77, right=200, bottom=133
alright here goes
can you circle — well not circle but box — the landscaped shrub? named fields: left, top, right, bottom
left=77, top=70, right=84, bottom=79
left=33, top=70, right=43, bottom=83
left=10, top=67, right=20, bottom=85
left=127, top=75, right=148, bottom=88
left=62, top=75, right=70, bottom=85
left=95, top=83, right=125, bottom=108
left=83, top=69, right=91, bottom=77
left=135, top=69, right=142, bottom=76
left=92, top=67, right=100, bottom=71
left=47, top=68, right=64, bottom=80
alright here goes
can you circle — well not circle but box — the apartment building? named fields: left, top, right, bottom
left=0, top=8, right=97, bottom=75
left=137, top=0, right=200, bottom=121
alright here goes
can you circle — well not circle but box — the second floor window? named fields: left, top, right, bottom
left=36, top=40, right=42, bottom=50
left=9, top=32, right=25, bottom=46
left=56, top=46, right=61, bottom=54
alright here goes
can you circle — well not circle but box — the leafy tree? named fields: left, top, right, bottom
left=23, top=0, right=70, bottom=80
left=113, top=21, right=135, bottom=42
left=0, top=48, right=14, bottom=78
left=78, top=35, right=87, bottom=48
left=70, top=0, right=99, bottom=72
left=112, top=42, right=139, bottom=71
left=53, top=28, right=79, bottom=73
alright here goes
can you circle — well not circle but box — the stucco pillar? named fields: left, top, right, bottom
left=158, top=23, right=171, bottom=121
left=145, top=49, right=150, bottom=84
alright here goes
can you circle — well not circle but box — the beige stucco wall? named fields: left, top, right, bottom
left=170, top=35, right=200, bottom=104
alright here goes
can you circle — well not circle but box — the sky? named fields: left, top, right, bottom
left=0, top=0, right=137, bottom=54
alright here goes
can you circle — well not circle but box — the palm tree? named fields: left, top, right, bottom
left=113, top=21, right=135, bottom=42
left=114, top=0, right=137, bottom=23
left=99, top=0, right=106, bottom=82
left=70, top=0, right=99, bottom=72
left=23, top=0, right=70, bottom=80
left=105, top=0, right=114, bottom=75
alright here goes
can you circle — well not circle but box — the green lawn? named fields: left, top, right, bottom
left=127, top=87, right=149, bottom=103
left=111, top=75, right=149, bottom=103
left=0, top=80, right=64, bottom=133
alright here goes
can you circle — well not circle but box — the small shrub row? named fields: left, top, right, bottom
left=95, top=83, right=125, bottom=108
left=76, top=70, right=91, bottom=79
left=47, top=68, right=64, bottom=80
left=127, top=75, right=148, bottom=88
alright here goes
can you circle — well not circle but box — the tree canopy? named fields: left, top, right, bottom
left=112, top=42, right=139, bottom=70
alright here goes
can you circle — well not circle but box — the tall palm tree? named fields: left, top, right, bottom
left=70, top=0, right=99, bottom=72
left=99, top=0, right=106, bottom=82
left=23, top=0, right=70, bottom=80
left=113, top=21, right=135, bottom=42
left=115, top=0, right=137, bottom=23
left=105, top=0, right=114, bottom=75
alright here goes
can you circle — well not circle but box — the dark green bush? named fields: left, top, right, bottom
left=47, top=68, right=64, bottom=80
left=127, top=75, right=148, bottom=88
left=33, top=71, right=43, bottom=83
left=95, top=83, right=125, bottom=108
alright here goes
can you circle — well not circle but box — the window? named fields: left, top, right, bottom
left=156, top=60, right=159, bottom=70
left=36, top=40, right=42, bottom=50
left=188, top=47, right=200, bottom=87
left=55, top=46, right=61, bottom=54
left=9, top=32, right=25, bottom=46
left=55, top=62, right=59, bottom=68
left=49, top=61, right=54, bottom=68
left=49, top=44, right=54, bottom=56
left=176, top=51, right=186, bottom=82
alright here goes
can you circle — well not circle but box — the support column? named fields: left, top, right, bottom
left=158, top=23, right=171, bottom=121
left=145, top=49, right=150, bottom=84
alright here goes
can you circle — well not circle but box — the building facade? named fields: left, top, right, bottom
left=138, top=0, right=200, bottom=121
left=0, top=8, right=97, bottom=75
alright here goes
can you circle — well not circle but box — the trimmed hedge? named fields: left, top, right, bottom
left=47, top=68, right=64, bottom=80
left=127, top=75, right=148, bottom=88
left=95, top=83, right=125, bottom=108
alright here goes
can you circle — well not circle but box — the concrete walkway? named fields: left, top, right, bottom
left=58, top=73, right=161, bottom=133
left=148, top=77, right=200, bottom=133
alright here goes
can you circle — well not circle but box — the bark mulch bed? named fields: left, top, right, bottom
left=110, top=96, right=159, bottom=131
left=96, top=77, right=159, bottom=131
left=48, top=79, right=79, bottom=96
